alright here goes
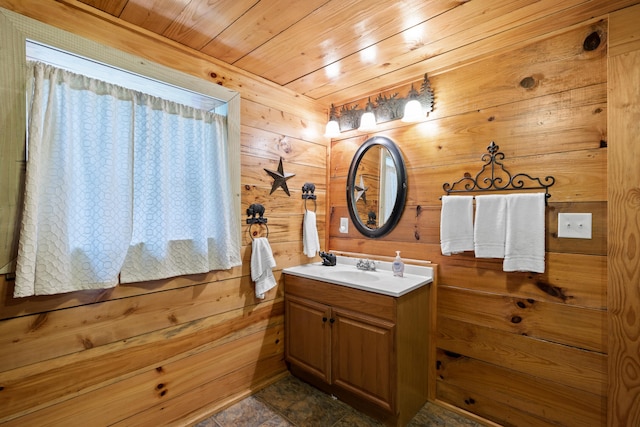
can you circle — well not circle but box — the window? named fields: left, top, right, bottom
left=1, top=11, right=242, bottom=297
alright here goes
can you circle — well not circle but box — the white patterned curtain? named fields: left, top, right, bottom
left=15, top=62, right=134, bottom=297
left=120, top=95, right=241, bottom=282
left=14, top=61, right=240, bottom=297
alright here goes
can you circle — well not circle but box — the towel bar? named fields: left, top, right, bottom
left=247, top=222, right=269, bottom=240
left=246, top=203, right=269, bottom=239
left=302, top=182, right=317, bottom=212
left=441, top=141, right=555, bottom=205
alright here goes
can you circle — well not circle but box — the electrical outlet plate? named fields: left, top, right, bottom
left=339, top=217, right=349, bottom=234
left=558, top=213, right=592, bottom=239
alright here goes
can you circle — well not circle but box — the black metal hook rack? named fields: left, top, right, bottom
left=246, top=203, right=269, bottom=240
left=442, top=141, right=555, bottom=204
left=302, top=182, right=317, bottom=212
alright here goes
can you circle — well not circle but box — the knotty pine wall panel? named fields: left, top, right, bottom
left=0, top=1, right=327, bottom=426
left=334, top=21, right=607, bottom=138
left=328, top=19, right=609, bottom=427
left=332, top=85, right=606, bottom=179
left=0, top=275, right=282, bottom=373
left=438, top=286, right=606, bottom=353
left=438, top=318, right=606, bottom=396
left=0, top=301, right=280, bottom=421
left=5, top=327, right=284, bottom=426
left=436, top=349, right=607, bottom=427
left=332, top=145, right=608, bottom=216
left=607, top=4, right=640, bottom=425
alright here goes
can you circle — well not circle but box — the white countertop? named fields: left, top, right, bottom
left=283, top=256, right=433, bottom=297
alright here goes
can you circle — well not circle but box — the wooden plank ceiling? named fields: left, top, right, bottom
left=76, top=0, right=635, bottom=105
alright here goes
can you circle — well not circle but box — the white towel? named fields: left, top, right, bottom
left=303, top=210, right=320, bottom=258
left=440, top=196, right=474, bottom=256
left=474, top=195, right=507, bottom=258
left=251, top=237, right=277, bottom=299
left=503, top=193, right=546, bottom=273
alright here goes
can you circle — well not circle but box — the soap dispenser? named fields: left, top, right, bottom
left=392, top=251, right=404, bottom=277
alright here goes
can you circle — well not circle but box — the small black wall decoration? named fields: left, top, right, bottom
left=264, top=157, right=296, bottom=196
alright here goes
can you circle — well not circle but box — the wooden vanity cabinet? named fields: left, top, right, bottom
left=285, top=294, right=332, bottom=383
left=284, top=274, right=430, bottom=427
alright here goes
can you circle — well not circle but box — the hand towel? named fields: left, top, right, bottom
left=303, top=210, right=320, bottom=258
left=474, top=195, right=507, bottom=258
left=251, top=237, right=277, bottom=299
left=440, top=196, right=474, bottom=256
left=503, top=193, right=546, bottom=273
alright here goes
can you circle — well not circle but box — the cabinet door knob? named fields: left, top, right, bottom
left=322, top=317, right=328, bottom=323
left=329, top=318, right=335, bottom=324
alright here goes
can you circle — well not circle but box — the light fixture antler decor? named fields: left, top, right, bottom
left=324, top=73, right=434, bottom=137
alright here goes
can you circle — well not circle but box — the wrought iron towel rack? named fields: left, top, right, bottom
left=246, top=203, right=268, bottom=240
left=302, top=182, right=317, bottom=212
left=442, top=141, right=555, bottom=204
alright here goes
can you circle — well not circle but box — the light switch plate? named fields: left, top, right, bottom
left=339, top=217, right=349, bottom=234
left=558, top=213, right=592, bottom=239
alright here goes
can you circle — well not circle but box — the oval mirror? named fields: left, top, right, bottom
left=346, top=136, right=407, bottom=238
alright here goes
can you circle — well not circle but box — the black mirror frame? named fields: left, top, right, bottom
left=346, top=136, right=407, bottom=238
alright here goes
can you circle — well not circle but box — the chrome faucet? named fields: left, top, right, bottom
left=356, top=259, right=377, bottom=271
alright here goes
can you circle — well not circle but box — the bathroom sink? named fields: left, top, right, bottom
left=283, top=256, right=433, bottom=297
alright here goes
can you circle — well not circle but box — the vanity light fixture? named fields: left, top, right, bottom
left=325, top=73, right=434, bottom=136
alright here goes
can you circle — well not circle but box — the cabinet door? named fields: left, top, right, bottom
left=331, top=307, right=396, bottom=412
left=285, top=295, right=331, bottom=383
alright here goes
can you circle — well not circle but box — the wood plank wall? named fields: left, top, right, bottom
left=329, top=18, right=611, bottom=427
left=0, top=1, right=327, bottom=425
left=608, top=4, right=640, bottom=426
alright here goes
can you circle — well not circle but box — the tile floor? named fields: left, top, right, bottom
left=194, top=375, right=483, bottom=427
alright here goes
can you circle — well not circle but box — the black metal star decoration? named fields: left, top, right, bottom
left=264, top=157, right=296, bottom=196
left=354, top=175, right=368, bottom=204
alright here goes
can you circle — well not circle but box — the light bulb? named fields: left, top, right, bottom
left=401, top=99, right=423, bottom=122
left=324, top=119, right=340, bottom=137
left=358, top=97, right=377, bottom=132
left=358, top=111, right=376, bottom=132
